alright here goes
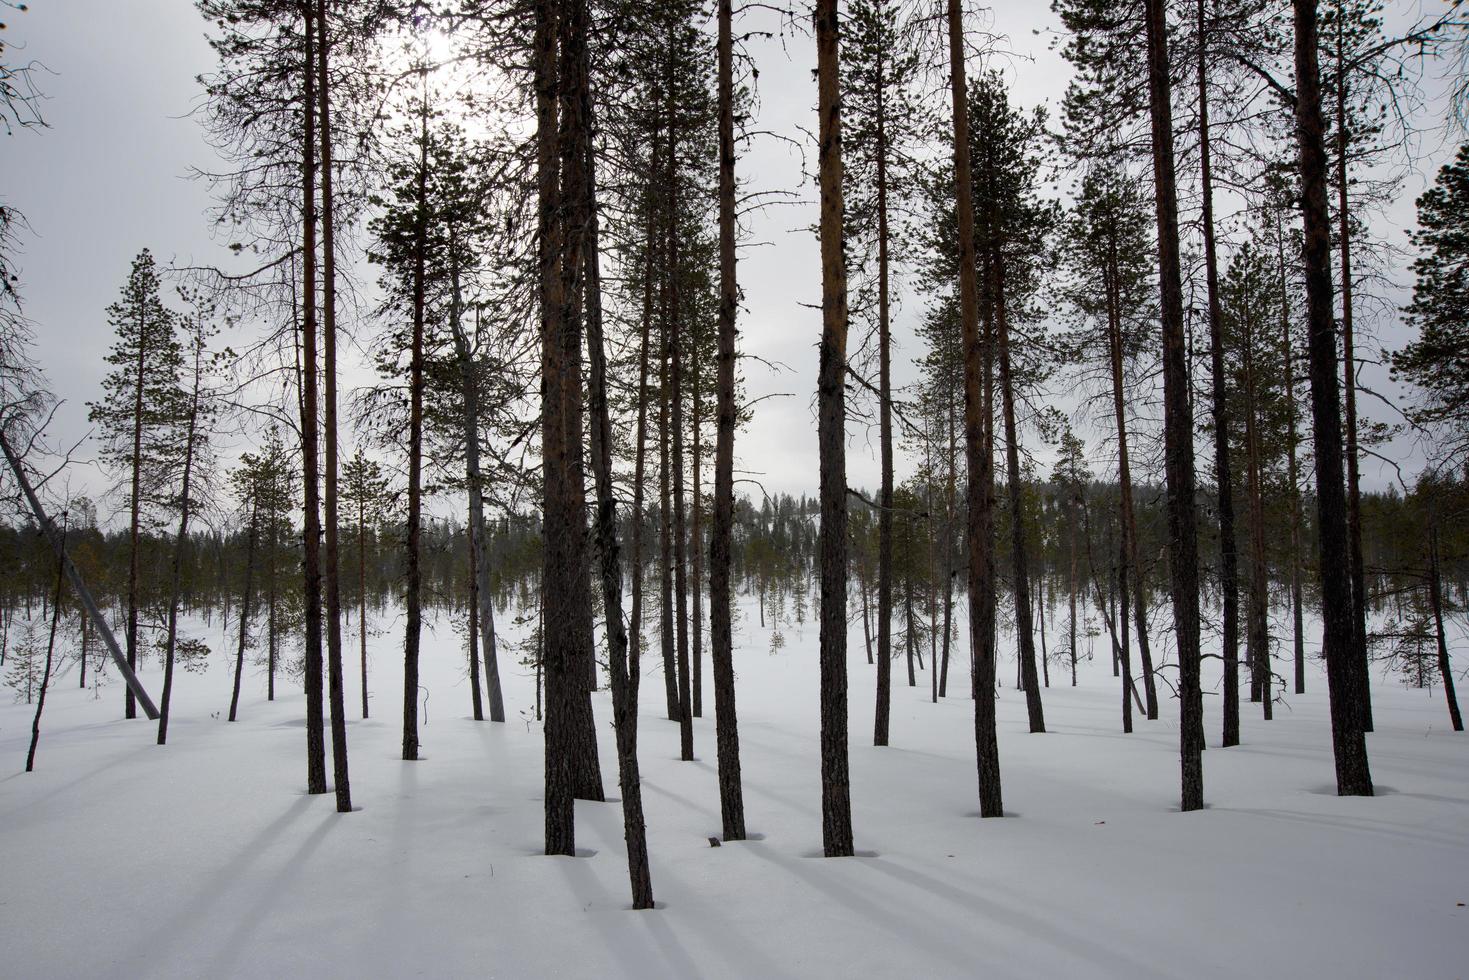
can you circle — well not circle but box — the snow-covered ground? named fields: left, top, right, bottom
left=1, top=593, right=1465, bottom=978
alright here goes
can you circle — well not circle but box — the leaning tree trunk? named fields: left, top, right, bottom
left=815, top=0, right=854, bottom=857
left=1143, top=0, right=1204, bottom=812
left=710, top=0, right=747, bottom=841
left=228, top=501, right=258, bottom=723
left=0, top=430, right=158, bottom=715
left=946, top=0, right=1002, bottom=818
left=25, top=522, right=67, bottom=771
left=1291, top=0, right=1372, bottom=797
left=569, top=0, right=655, bottom=901
left=1427, top=521, right=1464, bottom=732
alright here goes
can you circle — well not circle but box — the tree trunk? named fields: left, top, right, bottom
left=228, top=501, right=258, bottom=723
left=359, top=497, right=369, bottom=718
left=905, top=578, right=916, bottom=686
left=157, top=347, right=203, bottom=747
left=1119, top=544, right=1134, bottom=732
left=315, top=0, right=351, bottom=813
left=1106, top=232, right=1159, bottom=719
left=657, top=163, right=680, bottom=724
left=711, top=0, right=747, bottom=841
left=939, top=385, right=956, bottom=698
left=665, top=45, right=694, bottom=763
left=993, top=251, right=1044, bottom=733
left=402, top=76, right=430, bottom=766
left=874, top=29, right=894, bottom=747
left=1069, top=491, right=1078, bottom=687
left=1292, top=0, right=1372, bottom=796
left=0, top=431, right=158, bottom=716
left=1243, top=299, right=1272, bottom=722
left=537, top=0, right=576, bottom=855
left=25, top=523, right=66, bottom=771
left=691, top=300, right=704, bottom=721
left=947, top=0, right=1002, bottom=818
left=268, top=516, right=278, bottom=703
left=572, top=0, right=655, bottom=897
left=467, top=506, right=485, bottom=722
left=1277, top=217, right=1307, bottom=696
left=78, top=614, right=88, bottom=689
left=555, top=0, right=607, bottom=805
left=1197, top=0, right=1240, bottom=750
left=299, top=4, right=327, bottom=795
left=1143, top=0, right=1204, bottom=811
left=860, top=560, right=874, bottom=665
left=556, top=18, right=605, bottom=799
left=125, top=296, right=145, bottom=721
left=1333, top=16, right=1373, bottom=733
left=450, top=260, right=505, bottom=722
left=629, top=189, right=655, bottom=718
left=1427, top=521, right=1464, bottom=732
left=815, top=0, right=854, bottom=856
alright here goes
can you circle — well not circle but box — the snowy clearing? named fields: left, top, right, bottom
left=2, top=596, right=1465, bottom=979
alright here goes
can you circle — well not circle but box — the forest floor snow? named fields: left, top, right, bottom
left=1, top=594, right=1466, bottom=978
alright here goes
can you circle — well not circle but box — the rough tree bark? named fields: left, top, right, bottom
left=537, top=0, right=577, bottom=855
left=315, top=0, right=351, bottom=812
left=874, top=20, right=894, bottom=746
left=1195, top=0, right=1242, bottom=750
left=665, top=41, right=695, bottom=762
left=1333, top=16, right=1373, bottom=733
left=815, top=0, right=855, bottom=856
left=946, top=0, right=1002, bottom=818
left=570, top=0, right=655, bottom=899
left=711, top=0, right=747, bottom=841
left=401, top=71, right=428, bottom=765
left=299, top=3, right=327, bottom=794
left=1143, top=0, right=1204, bottom=811
left=1292, top=0, right=1372, bottom=797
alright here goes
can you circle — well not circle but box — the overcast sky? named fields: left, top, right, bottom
left=3, top=0, right=1462, bottom=522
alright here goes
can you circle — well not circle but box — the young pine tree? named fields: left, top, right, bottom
left=87, top=248, right=184, bottom=722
